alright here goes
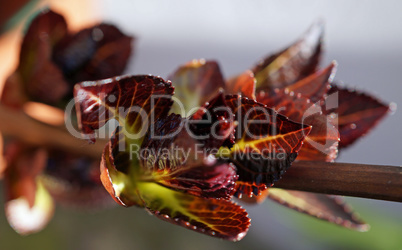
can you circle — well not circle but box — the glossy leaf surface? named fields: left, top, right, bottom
left=102, top=150, right=250, bottom=242
left=189, top=93, right=236, bottom=150
left=76, top=74, right=248, bottom=240
left=74, top=75, right=174, bottom=142
left=99, top=124, right=249, bottom=241
left=223, top=95, right=311, bottom=197
left=283, top=62, right=336, bottom=103
left=74, top=75, right=175, bottom=206
left=258, top=92, right=339, bottom=162
left=325, top=85, right=390, bottom=148
left=140, top=114, right=238, bottom=199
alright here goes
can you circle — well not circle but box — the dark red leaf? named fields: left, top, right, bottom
left=53, top=23, right=134, bottom=85
left=158, top=161, right=237, bottom=199
left=18, top=9, right=68, bottom=79
left=139, top=113, right=186, bottom=172
left=325, top=85, right=390, bottom=148
left=223, top=95, right=311, bottom=197
left=2, top=10, right=134, bottom=108
left=283, top=62, right=336, bottom=103
left=257, top=91, right=339, bottom=162
left=1, top=9, right=69, bottom=107
left=140, top=114, right=238, bottom=199
left=267, top=188, right=369, bottom=231
left=190, top=92, right=236, bottom=150
left=74, top=75, right=174, bottom=142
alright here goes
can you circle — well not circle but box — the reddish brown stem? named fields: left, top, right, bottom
left=0, top=104, right=106, bottom=159
left=275, top=161, right=402, bottom=202
left=0, top=104, right=401, bottom=202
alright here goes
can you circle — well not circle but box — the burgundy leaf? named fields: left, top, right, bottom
left=53, top=23, right=134, bottom=85
left=74, top=75, right=174, bottom=142
left=1, top=9, right=69, bottom=107
left=267, top=189, right=369, bottom=231
left=257, top=91, right=339, bottom=162
left=2, top=9, right=134, bottom=108
left=157, top=160, right=238, bottom=200
left=190, top=92, right=236, bottom=150
left=325, top=85, right=390, bottom=148
left=18, top=9, right=68, bottom=78
left=140, top=114, right=238, bottom=199
left=223, top=95, right=311, bottom=197
left=283, top=62, right=336, bottom=103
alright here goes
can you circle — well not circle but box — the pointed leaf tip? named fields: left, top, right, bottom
left=253, top=22, right=323, bottom=92
left=325, top=84, right=390, bottom=148
left=268, top=189, right=369, bottom=232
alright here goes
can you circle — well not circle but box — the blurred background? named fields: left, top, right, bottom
left=0, top=0, right=401, bottom=249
